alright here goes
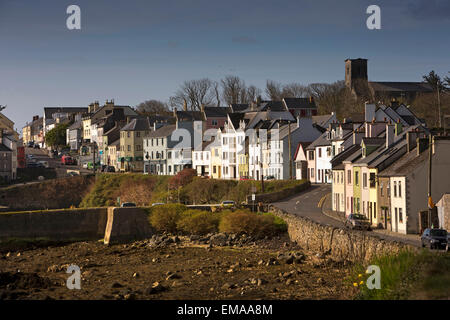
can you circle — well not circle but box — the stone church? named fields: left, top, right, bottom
left=345, top=58, right=433, bottom=102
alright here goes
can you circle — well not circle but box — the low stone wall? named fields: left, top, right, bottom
left=0, top=208, right=107, bottom=241
left=0, top=207, right=154, bottom=244
left=104, top=207, right=154, bottom=244
left=270, top=206, right=415, bottom=262
left=247, top=181, right=311, bottom=204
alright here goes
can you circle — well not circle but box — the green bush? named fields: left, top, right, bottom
left=149, top=204, right=187, bottom=233
left=177, top=209, right=221, bottom=235
left=219, top=209, right=286, bottom=239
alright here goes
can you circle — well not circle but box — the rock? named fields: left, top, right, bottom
left=172, top=236, right=180, bottom=243
left=221, top=283, right=235, bottom=290
left=226, top=269, right=234, bottom=273
left=317, top=278, right=325, bottom=285
left=146, top=282, right=166, bottom=294
left=285, top=256, right=294, bottom=264
left=132, top=272, right=139, bottom=278
left=166, top=273, right=181, bottom=280
left=286, top=279, right=293, bottom=285
left=124, top=293, right=136, bottom=300
left=210, top=233, right=228, bottom=246
left=257, top=279, right=267, bottom=286
left=111, top=282, right=123, bottom=288
left=257, top=260, right=264, bottom=265
left=281, top=272, right=292, bottom=278
left=6, top=252, right=10, bottom=257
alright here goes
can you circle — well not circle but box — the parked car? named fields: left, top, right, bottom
left=38, top=161, right=49, bottom=168
left=27, top=141, right=34, bottom=147
left=102, top=165, right=115, bottom=172
left=26, top=162, right=39, bottom=168
left=264, top=175, right=275, bottom=180
left=151, top=202, right=165, bottom=207
left=121, top=202, right=137, bottom=207
left=33, top=144, right=40, bottom=149
left=221, top=200, right=236, bottom=208
left=344, top=213, right=371, bottom=231
left=61, top=155, right=75, bottom=165
left=421, top=228, right=448, bottom=250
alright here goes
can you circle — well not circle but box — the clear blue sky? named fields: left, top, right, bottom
left=0, top=0, right=449, bottom=131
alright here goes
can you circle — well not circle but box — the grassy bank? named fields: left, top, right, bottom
left=143, top=204, right=287, bottom=238
left=80, top=172, right=307, bottom=208
left=351, top=249, right=450, bottom=300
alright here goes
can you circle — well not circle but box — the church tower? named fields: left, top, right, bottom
left=345, top=58, right=368, bottom=89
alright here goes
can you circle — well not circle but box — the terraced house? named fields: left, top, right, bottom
left=119, top=117, right=152, bottom=172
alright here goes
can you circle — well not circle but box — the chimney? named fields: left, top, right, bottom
left=0, top=129, right=3, bottom=145
left=365, top=102, right=376, bottom=123
left=385, top=123, right=395, bottom=149
left=416, top=137, right=429, bottom=155
left=395, top=119, right=403, bottom=136
left=173, top=107, right=177, bottom=117
left=183, top=99, right=188, bottom=111
left=153, top=122, right=156, bottom=131
left=406, top=130, right=419, bottom=153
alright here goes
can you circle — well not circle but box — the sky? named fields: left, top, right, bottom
left=0, top=0, right=449, bottom=131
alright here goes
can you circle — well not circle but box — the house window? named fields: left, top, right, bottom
left=136, top=132, right=140, bottom=137
left=347, top=170, right=351, bottom=184
left=168, top=151, right=172, bottom=159
left=363, top=173, right=367, bottom=188
left=318, top=148, right=322, bottom=158
left=399, top=208, right=403, bottom=223
left=394, top=181, right=397, bottom=197
left=309, top=151, right=314, bottom=160
left=380, top=183, right=384, bottom=196
left=212, top=120, right=218, bottom=126
left=370, top=173, right=376, bottom=188
left=127, top=132, right=130, bottom=138
left=127, top=145, right=131, bottom=151
left=355, top=171, right=359, bottom=186
left=398, top=181, right=402, bottom=197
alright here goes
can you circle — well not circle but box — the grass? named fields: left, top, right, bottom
left=351, top=249, right=450, bottom=300
left=79, top=173, right=308, bottom=208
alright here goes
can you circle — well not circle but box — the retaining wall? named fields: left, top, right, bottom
left=270, top=206, right=415, bottom=262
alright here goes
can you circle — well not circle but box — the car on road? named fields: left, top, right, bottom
left=151, top=202, right=165, bottom=207
left=421, top=228, right=448, bottom=250
left=264, top=175, right=275, bottom=180
left=61, top=155, right=75, bottom=165
left=344, top=213, right=371, bottom=231
left=221, top=200, right=236, bottom=208
left=27, top=141, right=34, bottom=148
left=102, top=165, right=116, bottom=172
left=121, top=202, right=137, bottom=207
left=33, top=144, right=40, bottom=149
left=38, top=161, right=49, bottom=168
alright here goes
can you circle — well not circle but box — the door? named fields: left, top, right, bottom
left=394, top=208, right=398, bottom=233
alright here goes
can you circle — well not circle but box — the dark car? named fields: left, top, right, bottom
left=421, top=228, right=448, bottom=250
left=106, top=166, right=115, bottom=172
left=121, top=202, right=137, bottom=207
left=33, top=144, right=40, bottom=149
left=344, top=213, right=371, bottom=231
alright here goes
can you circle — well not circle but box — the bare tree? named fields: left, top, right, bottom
left=221, top=75, right=246, bottom=105
left=265, top=80, right=283, bottom=100
left=282, top=83, right=309, bottom=98
left=170, top=79, right=216, bottom=111
left=136, top=100, right=169, bottom=115
left=245, top=85, right=262, bottom=103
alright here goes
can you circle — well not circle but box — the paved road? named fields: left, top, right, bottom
left=272, top=184, right=421, bottom=247
left=273, top=184, right=340, bottom=227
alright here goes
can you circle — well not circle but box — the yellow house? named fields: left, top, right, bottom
left=107, top=139, right=120, bottom=170
left=210, top=145, right=222, bottom=179
left=0, top=112, right=19, bottom=141
left=238, top=153, right=249, bottom=178
left=119, top=117, right=151, bottom=172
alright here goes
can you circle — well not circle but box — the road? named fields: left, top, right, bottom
left=272, top=184, right=421, bottom=247
left=25, top=147, right=91, bottom=177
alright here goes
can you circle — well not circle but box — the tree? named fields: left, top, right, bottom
left=170, top=79, right=216, bottom=111
left=135, top=100, right=169, bottom=116
left=423, top=71, right=447, bottom=127
left=221, top=75, right=246, bottom=105
left=45, top=123, right=69, bottom=149
left=265, top=80, right=283, bottom=100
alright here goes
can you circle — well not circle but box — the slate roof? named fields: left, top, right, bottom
left=203, top=106, right=230, bottom=118
left=176, top=111, right=203, bottom=121
left=147, top=124, right=176, bottom=138
left=369, top=81, right=433, bottom=93
left=227, top=113, right=246, bottom=130
left=121, top=117, right=152, bottom=131
left=378, top=146, right=428, bottom=177
left=0, top=144, right=12, bottom=152
left=312, top=114, right=335, bottom=129
left=230, top=104, right=249, bottom=113
left=68, top=120, right=82, bottom=130
left=283, top=97, right=317, bottom=109
left=256, top=101, right=287, bottom=112
left=306, top=132, right=330, bottom=150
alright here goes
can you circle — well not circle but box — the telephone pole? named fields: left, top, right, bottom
left=427, top=134, right=433, bottom=228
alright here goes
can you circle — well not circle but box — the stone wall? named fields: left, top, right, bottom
left=0, top=208, right=107, bottom=241
left=247, top=181, right=311, bottom=204
left=270, top=206, right=415, bottom=263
